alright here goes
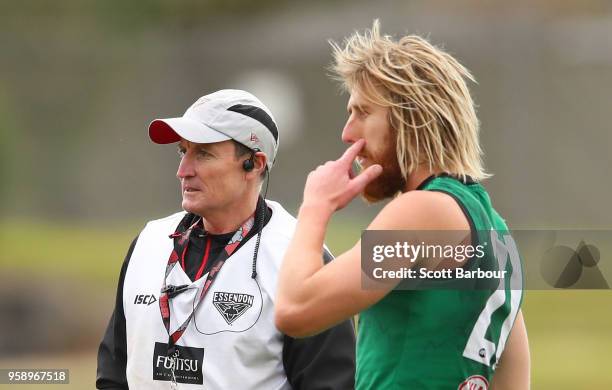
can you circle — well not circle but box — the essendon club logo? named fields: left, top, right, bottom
left=212, top=291, right=254, bottom=325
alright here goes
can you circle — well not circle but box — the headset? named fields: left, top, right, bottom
left=242, top=148, right=259, bottom=172
left=243, top=155, right=255, bottom=172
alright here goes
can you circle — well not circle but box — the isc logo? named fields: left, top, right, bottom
left=134, top=294, right=158, bottom=306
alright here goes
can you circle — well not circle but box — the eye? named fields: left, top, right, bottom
left=177, top=148, right=186, bottom=158
left=352, top=108, right=367, bottom=119
left=349, top=105, right=368, bottom=119
left=197, top=149, right=211, bottom=158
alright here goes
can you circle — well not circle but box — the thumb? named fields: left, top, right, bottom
left=349, top=164, right=383, bottom=194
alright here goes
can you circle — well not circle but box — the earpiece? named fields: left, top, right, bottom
left=243, top=148, right=261, bottom=172
left=243, top=154, right=255, bottom=172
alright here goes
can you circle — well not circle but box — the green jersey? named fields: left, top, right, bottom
left=356, top=175, right=524, bottom=390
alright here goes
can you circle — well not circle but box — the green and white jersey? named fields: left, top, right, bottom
left=356, top=175, right=524, bottom=390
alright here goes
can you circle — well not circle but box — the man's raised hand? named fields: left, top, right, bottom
left=302, top=139, right=383, bottom=213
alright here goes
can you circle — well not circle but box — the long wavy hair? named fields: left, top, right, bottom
left=330, top=20, right=489, bottom=181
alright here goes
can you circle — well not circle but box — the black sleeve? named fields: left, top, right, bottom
left=96, top=236, right=138, bottom=390
left=282, top=248, right=356, bottom=390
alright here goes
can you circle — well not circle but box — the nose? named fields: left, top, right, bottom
left=176, top=152, right=195, bottom=179
left=341, top=115, right=360, bottom=145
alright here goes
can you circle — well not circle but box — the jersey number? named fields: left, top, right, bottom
left=462, top=231, right=522, bottom=368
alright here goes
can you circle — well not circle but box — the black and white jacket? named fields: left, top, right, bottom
left=97, top=200, right=355, bottom=389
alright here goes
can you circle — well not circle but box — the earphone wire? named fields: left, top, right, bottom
left=251, top=166, right=270, bottom=279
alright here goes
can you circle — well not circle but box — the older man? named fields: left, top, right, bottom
left=97, top=89, right=355, bottom=389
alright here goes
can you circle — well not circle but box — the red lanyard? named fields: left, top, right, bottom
left=159, top=214, right=255, bottom=353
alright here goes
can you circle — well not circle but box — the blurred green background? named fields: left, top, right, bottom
left=1, top=1, right=611, bottom=388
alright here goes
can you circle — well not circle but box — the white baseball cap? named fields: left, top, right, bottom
left=149, top=89, right=279, bottom=170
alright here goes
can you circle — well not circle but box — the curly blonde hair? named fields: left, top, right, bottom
left=330, top=20, right=489, bottom=181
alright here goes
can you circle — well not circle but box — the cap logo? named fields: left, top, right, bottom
left=250, top=133, right=260, bottom=143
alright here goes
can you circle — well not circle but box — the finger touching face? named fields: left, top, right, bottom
left=341, top=89, right=406, bottom=202
left=339, top=138, right=366, bottom=166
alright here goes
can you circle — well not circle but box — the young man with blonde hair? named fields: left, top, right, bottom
left=276, top=21, right=529, bottom=389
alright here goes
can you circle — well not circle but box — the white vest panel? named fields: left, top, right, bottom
left=123, top=201, right=296, bottom=389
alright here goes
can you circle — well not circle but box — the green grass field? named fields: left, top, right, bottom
left=1, top=218, right=610, bottom=388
